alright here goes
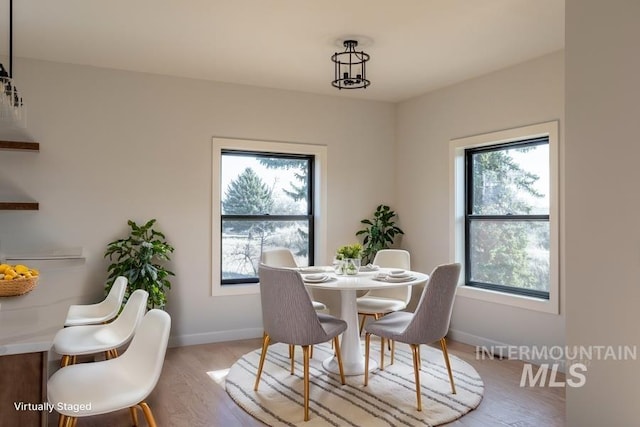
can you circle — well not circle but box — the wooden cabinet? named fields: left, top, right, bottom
left=0, top=351, right=48, bottom=427
left=0, top=140, right=40, bottom=210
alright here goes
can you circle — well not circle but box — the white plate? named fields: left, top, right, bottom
left=389, top=269, right=406, bottom=275
left=298, top=267, right=326, bottom=274
left=374, top=275, right=416, bottom=283
left=304, top=274, right=329, bottom=283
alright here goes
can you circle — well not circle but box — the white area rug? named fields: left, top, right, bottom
left=224, top=342, right=483, bottom=426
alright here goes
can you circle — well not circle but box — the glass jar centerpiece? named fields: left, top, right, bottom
left=335, top=243, right=363, bottom=275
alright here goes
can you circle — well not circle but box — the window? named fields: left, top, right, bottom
left=465, top=138, right=549, bottom=299
left=450, top=122, right=559, bottom=313
left=221, top=150, right=314, bottom=284
left=212, top=138, right=327, bottom=296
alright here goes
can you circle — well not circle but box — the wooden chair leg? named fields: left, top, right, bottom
left=411, top=344, right=422, bottom=411
left=333, top=336, right=346, bottom=384
left=139, top=401, right=158, bottom=427
left=60, top=355, right=70, bottom=367
left=390, top=340, right=395, bottom=365
left=254, top=334, right=271, bottom=391
left=380, top=337, right=385, bottom=371
left=290, top=345, right=295, bottom=374
left=58, top=414, right=66, bottom=427
left=440, top=337, right=457, bottom=394
left=364, top=333, right=371, bottom=386
left=359, top=314, right=367, bottom=335
left=302, top=345, right=311, bottom=421
left=130, top=405, right=139, bottom=426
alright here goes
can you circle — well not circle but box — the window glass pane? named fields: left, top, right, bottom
left=469, top=220, right=549, bottom=292
left=221, top=153, right=309, bottom=215
left=471, top=143, right=549, bottom=215
left=221, top=220, right=310, bottom=282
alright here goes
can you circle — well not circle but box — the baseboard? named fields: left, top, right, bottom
left=168, top=327, right=263, bottom=348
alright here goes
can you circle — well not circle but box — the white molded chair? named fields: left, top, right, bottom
left=357, top=249, right=412, bottom=334
left=255, top=264, right=346, bottom=421
left=64, top=276, right=128, bottom=327
left=53, top=289, right=149, bottom=367
left=48, top=309, right=171, bottom=427
left=261, top=248, right=327, bottom=311
left=364, top=263, right=461, bottom=411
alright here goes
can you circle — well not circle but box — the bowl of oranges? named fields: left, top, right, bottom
left=0, top=263, right=40, bottom=297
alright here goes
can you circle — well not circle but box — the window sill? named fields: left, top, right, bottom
left=211, top=282, right=260, bottom=297
left=455, top=284, right=559, bottom=314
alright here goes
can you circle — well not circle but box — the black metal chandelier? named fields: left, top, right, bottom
left=331, top=40, right=370, bottom=90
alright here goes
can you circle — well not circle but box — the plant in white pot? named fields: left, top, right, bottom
left=104, top=219, right=175, bottom=309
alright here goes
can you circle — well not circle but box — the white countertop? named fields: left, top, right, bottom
left=0, top=259, right=86, bottom=356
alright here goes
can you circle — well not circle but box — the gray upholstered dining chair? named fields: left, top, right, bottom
left=357, top=249, right=412, bottom=334
left=363, top=262, right=461, bottom=412
left=254, top=264, right=347, bottom=422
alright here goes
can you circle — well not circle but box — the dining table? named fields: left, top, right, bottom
left=301, top=266, right=429, bottom=376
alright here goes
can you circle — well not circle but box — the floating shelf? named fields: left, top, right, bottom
left=0, top=140, right=40, bottom=210
left=0, top=202, right=39, bottom=210
left=0, top=140, right=40, bottom=151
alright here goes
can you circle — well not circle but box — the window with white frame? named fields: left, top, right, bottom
left=450, top=122, right=559, bottom=313
left=212, top=138, right=327, bottom=296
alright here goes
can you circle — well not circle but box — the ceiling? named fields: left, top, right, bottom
left=0, top=0, right=564, bottom=103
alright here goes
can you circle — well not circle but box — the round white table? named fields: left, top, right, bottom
left=303, top=268, right=429, bottom=376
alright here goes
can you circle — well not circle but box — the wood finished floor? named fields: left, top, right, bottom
left=47, top=338, right=565, bottom=427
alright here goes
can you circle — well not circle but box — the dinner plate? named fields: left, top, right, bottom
left=298, top=267, right=326, bottom=274
left=374, top=275, right=416, bottom=283
left=389, top=269, right=405, bottom=275
left=303, top=274, right=330, bottom=283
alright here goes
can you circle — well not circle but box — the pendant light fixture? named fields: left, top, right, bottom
left=1, top=0, right=26, bottom=128
left=331, top=40, right=370, bottom=90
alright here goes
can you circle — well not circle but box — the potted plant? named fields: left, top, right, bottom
left=104, top=219, right=175, bottom=309
left=356, top=204, right=404, bottom=265
left=335, top=243, right=363, bottom=275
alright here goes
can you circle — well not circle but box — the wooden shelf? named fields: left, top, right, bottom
left=0, top=141, right=40, bottom=210
left=0, top=140, right=40, bottom=151
left=0, top=202, right=39, bottom=210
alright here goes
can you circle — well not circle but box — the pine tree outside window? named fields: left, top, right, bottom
left=220, top=150, right=314, bottom=285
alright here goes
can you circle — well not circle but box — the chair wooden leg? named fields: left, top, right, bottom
left=57, top=414, right=66, bottom=427
left=364, top=333, right=371, bottom=386
left=359, top=314, right=367, bottom=335
left=440, top=337, right=457, bottom=394
left=60, top=355, right=70, bottom=367
left=417, top=345, right=421, bottom=370
left=380, top=337, right=385, bottom=371
left=302, top=345, right=311, bottom=421
left=254, top=334, right=271, bottom=391
left=139, top=401, right=158, bottom=427
left=310, top=345, right=314, bottom=359
left=391, top=340, right=395, bottom=365
left=130, top=405, right=139, bottom=426
left=290, top=345, right=295, bottom=374
left=411, top=344, right=422, bottom=411
left=333, top=336, right=346, bottom=384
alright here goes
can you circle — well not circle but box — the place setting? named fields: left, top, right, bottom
left=373, top=269, right=416, bottom=283
left=301, top=273, right=333, bottom=283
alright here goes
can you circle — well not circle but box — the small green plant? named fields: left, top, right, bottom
left=104, top=219, right=175, bottom=309
left=335, top=243, right=363, bottom=260
left=356, top=204, right=404, bottom=265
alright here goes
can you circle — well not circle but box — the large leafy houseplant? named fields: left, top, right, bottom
left=104, top=219, right=175, bottom=309
left=356, top=204, right=405, bottom=265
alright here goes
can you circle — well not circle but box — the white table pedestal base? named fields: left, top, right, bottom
left=322, top=288, right=378, bottom=376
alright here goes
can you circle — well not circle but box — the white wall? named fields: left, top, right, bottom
left=395, top=51, right=565, bottom=350
left=0, top=59, right=396, bottom=345
left=565, top=1, right=640, bottom=425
